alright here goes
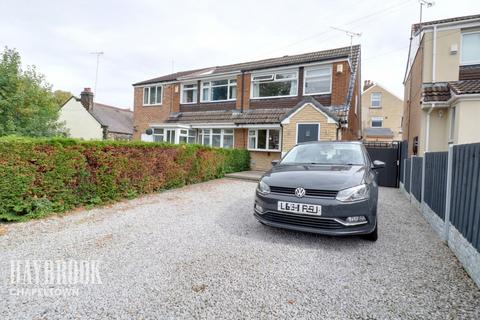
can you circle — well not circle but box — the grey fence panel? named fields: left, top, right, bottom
left=405, top=159, right=411, bottom=193
left=450, top=143, right=480, bottom=252
left=399, top=140, right=408, bottom=183
left=411, top=157, right=423, bottom=201
left=424, top=152, right=448, bottom=219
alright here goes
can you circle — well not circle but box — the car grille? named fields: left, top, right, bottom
left=270, top=186, right=338, bottom=198
left=262, top=212, right=344, bottom=229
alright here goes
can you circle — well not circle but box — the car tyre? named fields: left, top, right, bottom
left=363, top=224, right=378, bottom=241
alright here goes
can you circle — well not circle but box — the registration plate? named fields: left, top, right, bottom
left=277, top=201, right=322, bottom=216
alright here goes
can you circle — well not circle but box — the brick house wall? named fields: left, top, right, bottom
left=133, top=84, right=180, bottom=140
left=403, top=39, right=424, bottom=156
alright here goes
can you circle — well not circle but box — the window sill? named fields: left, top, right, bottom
left=250, top=95, right=298, bottom=100
left=303, top=91, right=332, bottom=96
left=248, top=148, right=281, bottom=152
left=199, top=99, right=236, bottom=103
left=370, top=106, right=382, bottom=109
left=143, top=104, right=162, bottom=107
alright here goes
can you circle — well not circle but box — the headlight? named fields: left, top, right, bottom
left=257, top=179, right=270, bottom=195
left=336, top=184, right=370, bottom=202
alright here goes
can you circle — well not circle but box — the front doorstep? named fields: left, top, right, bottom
left=225, top=171, right=265, bottom=182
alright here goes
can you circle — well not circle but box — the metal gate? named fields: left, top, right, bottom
left=364, top=141, right=401, bottom=188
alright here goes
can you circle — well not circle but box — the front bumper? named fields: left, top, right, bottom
left=254, top=191, right=377, bottom=236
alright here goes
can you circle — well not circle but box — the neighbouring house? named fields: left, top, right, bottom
left=361, top=80, right=403, bottom=141
left=132, top=45, right=361, bottom=170
left=403, top=14, right=480, bottom=156
left=59, top=88, right=134, bottom=140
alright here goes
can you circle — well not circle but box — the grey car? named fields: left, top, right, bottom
left=254, top=141, right=385, bottom=241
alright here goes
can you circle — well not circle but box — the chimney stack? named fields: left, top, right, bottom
left=80, top=87, right=94, bottom=111
left=363, top=80, right=374, bottom=92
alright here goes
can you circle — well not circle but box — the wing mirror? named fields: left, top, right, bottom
left=372, top=160, right=385, bottom=169
left=271, top=160, right=280, bottom=166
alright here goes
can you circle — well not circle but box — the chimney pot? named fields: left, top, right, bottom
left=363, top=80, right=374, bottom=92
left=80, top=88, right=94, bottom=111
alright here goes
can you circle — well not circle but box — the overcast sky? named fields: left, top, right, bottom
left=1, top=0, right=479, bottom=108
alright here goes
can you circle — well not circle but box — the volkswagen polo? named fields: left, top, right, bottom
left=253, top=141, right=384, bottom=241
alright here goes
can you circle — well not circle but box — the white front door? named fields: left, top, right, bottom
left=165, top=129, right=176, bottom=143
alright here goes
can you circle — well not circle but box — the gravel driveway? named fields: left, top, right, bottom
left=1, top=179, right=479, bottom=319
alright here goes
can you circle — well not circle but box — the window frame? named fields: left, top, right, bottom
left=460, top=31, right=480, bottom=66
left=295, top=123, right=320, bottom=144
left=247, top=128, right=281, bottom=152
left=143, top=85, right=163, bottom=106
left=180, top=82, right=198, bottom=104
left=371, top=117, right=383, bottom=128
left=250, top=69, right=299, bottom=99
left=303, top=65, right=332, bottom=96
left=198, top=128, right=235, bottom=149
left=370, top=92, right=382, bottom=108
left=201, top=78, right=237, bottom=102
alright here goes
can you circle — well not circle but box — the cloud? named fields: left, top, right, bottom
left=1, top=0, right=479, bottom=107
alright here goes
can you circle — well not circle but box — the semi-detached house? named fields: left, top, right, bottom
left=132, top=45, right=361, bottom=170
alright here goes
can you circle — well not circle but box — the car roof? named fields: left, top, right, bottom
left=296, top=141, right=363, bottom=146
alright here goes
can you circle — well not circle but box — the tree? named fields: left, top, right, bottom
left=0, top=47, right=66, bottom=137
left=53, top=90, right=73, bottom=107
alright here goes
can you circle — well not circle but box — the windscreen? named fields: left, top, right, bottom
left=281, top=143, right=365, bottom=165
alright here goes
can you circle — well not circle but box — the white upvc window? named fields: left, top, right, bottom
left=143, top=85, right=163, bottom=105
left=198, top=128, right=234, bottom=148
left=152, top=128, right=165, bottom=142
left=201, top=79, right=237, bottom=102
left=251, top=71, right=298, bottom=98
left=179, top=129, right=197, bottom=144
left=303, top=66, right=332, bottom=95
left=371, top=92, right=382, bottom=108
left=371, top=117, right=383, bottom=128
left=181, top=83, right=198, bottom=104
left=461, top=32, right=480, bottom=65
left=248, top=129, right=281, bottom=151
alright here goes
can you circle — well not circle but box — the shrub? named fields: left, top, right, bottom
left=0, top=137, right=250, bottom=221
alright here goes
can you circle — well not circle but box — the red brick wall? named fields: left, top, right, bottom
left=403, top=40, right=424, bottom=156
left=236, top=73, right=251, bottom=111
left=132, top=84, right=180, bottom=140
left=331, top=61, right=350, bottom=106
left=234, top=128, right=247, bottom=149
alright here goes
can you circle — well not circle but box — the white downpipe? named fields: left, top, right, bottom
left=425, top=103, right=435, bottom=152
left=432, top=25, right=437, bottom=82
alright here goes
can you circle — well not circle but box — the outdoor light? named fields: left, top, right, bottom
left=254, top=203, right=264, bottom=214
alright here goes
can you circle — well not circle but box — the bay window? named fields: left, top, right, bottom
left=304, top=66, right=332, bottom=95
left=198, top=129, right=233, bottom=149
left=201, top=79, right=237, bottom=102
left=179, top=129, right=197, bottom=144
left=461, top=32, right=480, bottom=65
left=252, top=71, right=297, bottom=98
left=152, top=128, right=165, bottom=142
left=181, top=83, right=198, bottom=104
left=199, top=129, right=234, bottom=148
left=248, top=129, right=280, bottom=151
left=143, top=85, right=162, bottom=105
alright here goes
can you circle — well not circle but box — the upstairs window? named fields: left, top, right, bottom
left=251, top=71, right=297, bottom=98
left=371, top=117, right=383, bottom=128
left=143, top=86, right=162, bottom=105
left=181, top=83, right=198, bottom=104
left=201, top=79, right=237, bottom=102
left=304, top=66, right=332, bottom=95
left=461, top=32, right=480, bottom=65
left=371, top=92, right=382, bottom=108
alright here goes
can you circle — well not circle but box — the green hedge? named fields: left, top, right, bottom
left=0, top=137, right=250, bottom=221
